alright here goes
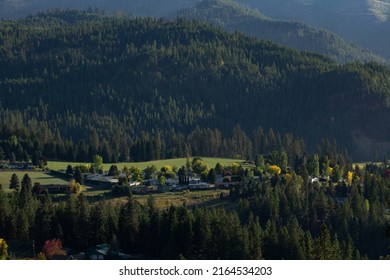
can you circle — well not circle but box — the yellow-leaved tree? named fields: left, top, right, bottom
left=327, top=167, right=334, bottom=176
left=284, top=173, right=293, bottom=185
left=0, top=238, right=8, bottom=260
left=268, top=165, right=281, bottom=175
left=68, top=178, right=83, bottom=194
left=347, top=171, right=353, bottom=185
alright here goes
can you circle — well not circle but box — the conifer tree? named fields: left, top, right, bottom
left=66, top=165, right=73, bottom=175
left=73, top=167, right=84, bottom=185
left=191, top=209, right=211, bottom=259
left=207, top=168, right=217, bottom=183
left=0, top=188, right=12, bottom=237
left=308, top=154, right=320, bottom=177
left=74, top=194, right=91, bottom=250
left=118, top=198, right=141, bottom=253
left=19, top=174, right=33, bottom=209
left=313, top=224, right=338, bottom=260
left=9, top=173, right=20, bottom=191
left=247, top=214, right=263, bottom=260
left=34, top=197, right=54, bottom=246
left=16, top=210, right=29, bottom=241
left=90, top=202, right=108, bottom=245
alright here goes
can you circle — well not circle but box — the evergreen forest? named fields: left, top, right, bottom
left=177, top=0, right=386, bottom=64
left=1, top=154, right=390, bottom=259
left=1, top=10, right=390, bottom=164
left=0, top=10, right=390, bottom=261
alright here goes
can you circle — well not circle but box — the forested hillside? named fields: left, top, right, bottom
left=177, top=0, right=385, bottom=64
left=1, top=11, right=390, bottom=163
left=0, top=0, right=198, bottom=18
left=2, top=1, right=389, bottom=59
left=239, top=0, right=390, bottom=59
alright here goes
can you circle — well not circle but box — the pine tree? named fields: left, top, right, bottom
left=0, top=188, right=12, bottom=237
left=16, top=210, right=29, bottom=240
left=118, top=198, right=141, bottom=253
left=59, top=195, right=77, bottom=246
left=215, top=162, right=224, bottom=175
left=313, top=224, right=338, bottom=260
left=90, top=202, right=108, bottom=245
left=173, top=206, right=193, bottom=259
left=66, top=165, right=73, bottom=175
left=304, top=231, right=314, bottom=260
left=263, top=219, right=279, bottom=259
left=308, top=154, right=320, bottom=177
left=74, top=194, right=91, bottom=250
left=19, top=174, right=33, bottom=209
left=247, top=214, right=263, bottom=259
left=73, top=167, right=84, bottom=185
left=191, top=209, right=211, bottom=259
left=18, top=174, right=36, bottom=239
left=108, top=165, right=119, bottom=176
left=207, top=168, right=216, bottom=183
left=34, top=197, right=54, bottom=246
left=9, top=173, right=20, bottom=191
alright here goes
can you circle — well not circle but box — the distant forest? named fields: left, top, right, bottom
left=177, top=0, right=385, bottom=64
left=1, top=10, right=390, bottom=163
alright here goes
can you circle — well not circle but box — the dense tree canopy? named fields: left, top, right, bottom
left=1, top=11, right=390, bottom=163
left=0, top=153, right=389, bottom=259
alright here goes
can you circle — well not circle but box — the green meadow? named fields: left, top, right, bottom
left=81, top=188, right=232, bottom=210
left=0, top=171, right=69, bottom=192
left=48, top=157, right=241, bottom=171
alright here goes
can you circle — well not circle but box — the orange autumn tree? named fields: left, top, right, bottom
left=42, top=239, right=67, bottom=260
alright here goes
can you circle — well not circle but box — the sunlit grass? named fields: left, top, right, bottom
left=0, top=171, right=69, bottom=192
left=48, top=157, right=241, bottom=171
left=133, top=189, right=230, bottom=209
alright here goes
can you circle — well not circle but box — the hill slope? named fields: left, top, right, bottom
left=1, top=0, right=388, bottom=61
left=177, top=0, right=385, bottom=64
left=1, top=11, right=390, bottom=162
left=239, top=0, right=390, bottom=59
left=0, top=0, right=198, bottom=18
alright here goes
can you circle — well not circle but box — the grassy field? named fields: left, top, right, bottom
left=134, top=189, right=231, bottom=209
left=48, top=157, right=241, bottom=171
left=80, top=188, right=232, bottom=210
left=0, top=171, right=69, bottom=192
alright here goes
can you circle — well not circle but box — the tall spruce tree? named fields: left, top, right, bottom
left=19, top=174, right=33, bottom=209
left=313, top=224, right=338, bottom=260
left=73, top=167, right=84, bottom=185
left=9, top=173, right=20, bottom=191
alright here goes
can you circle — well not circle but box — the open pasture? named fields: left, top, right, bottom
left=48, top=157, right=241, bottom=171
left=0, top=171, right=69, bottom=192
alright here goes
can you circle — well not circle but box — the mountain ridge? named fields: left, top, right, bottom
left=176, top=0, right=386, bottom=64
left=1, top=11, right=390, bottom=161
left=239, top=0, right=390, bottom=58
